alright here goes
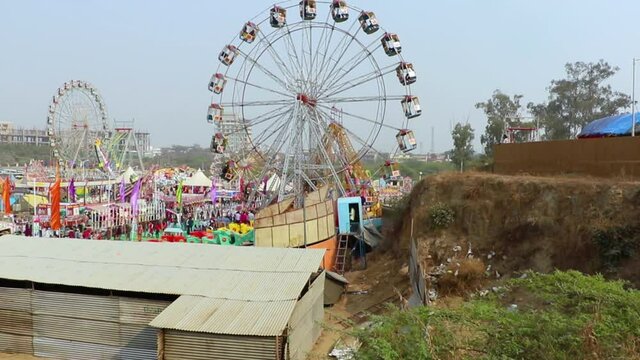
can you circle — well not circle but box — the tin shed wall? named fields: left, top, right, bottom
left=163, top=330, right=278, bottom=360
left=0, top=287, right=32, bottom=355
left=287, top=272, right=325, bottom=360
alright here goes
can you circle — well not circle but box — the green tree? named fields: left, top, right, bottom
left=528, top=60, right=631, bottom=140
left=450, top=123, right=474, bottom=170
left=475, top=90, right=524, bottom=156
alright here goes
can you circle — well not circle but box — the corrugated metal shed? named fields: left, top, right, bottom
left=150, top=296, right=297, bottom=336
left=0, top=236, right=325, bottom=301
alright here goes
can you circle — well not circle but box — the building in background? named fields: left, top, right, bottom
left=0, top=121, right=152, bottom=156
left=216, top=114, right=253, bottom=154
left=0, top=122, right=49, bottom=146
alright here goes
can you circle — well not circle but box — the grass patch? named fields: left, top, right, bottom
left=353, top=271, right=640, bottom=360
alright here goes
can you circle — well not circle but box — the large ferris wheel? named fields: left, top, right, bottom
left=47, top=80, right=109, bottom=168
left=207, top=0, right=421, bottom=204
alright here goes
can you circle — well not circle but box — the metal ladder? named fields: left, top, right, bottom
left=334, top=233, right=350, bottom=274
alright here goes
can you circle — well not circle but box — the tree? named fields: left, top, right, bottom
left=475, top=91, right=524, bottom=156
left=451, top=122, right=474, bottom=170
left=528, top=60, right=631, bottom=140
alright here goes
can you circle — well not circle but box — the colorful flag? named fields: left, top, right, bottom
left=50, top=172, right=61, bottom=231
left=119, top=178, right=125, bottom=203
left=2, top=178, right=11, bottom=215
left=130, top=180, right=141, bottom=215
left=176, top=180, right=183, bottom=208
left=210, top=178, right=217, bottom=204
left=68, top=178, right=76, bottom=203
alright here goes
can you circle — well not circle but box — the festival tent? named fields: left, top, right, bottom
left=183, top=169, right=211, bottom=187
left=577, top=112, right=640, bottom=138
left=118, top=167, right=138, bottom=183
left=20, top=194, right=48, bottom=209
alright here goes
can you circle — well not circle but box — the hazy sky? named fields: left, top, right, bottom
left=1, top=0, right=639, bottom=153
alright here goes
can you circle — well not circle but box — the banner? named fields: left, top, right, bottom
left=2, top=178, right=11, bottom=215
left=176, top=180, right=183, bottom=208
left=50, top=174, right=61, bottom=230
left=119, top=178, right=125, bottom=203
left=69, top=178, right=76, bottom=203
left=130, top=180, right=141, bottom=215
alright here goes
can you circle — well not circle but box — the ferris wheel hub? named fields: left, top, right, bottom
left=296, top=93, right=317, bottom=108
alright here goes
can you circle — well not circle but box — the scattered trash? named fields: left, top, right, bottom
left=428, top=289, right=438, bottom=301
left=495, top=270, right=501, bottom=279
left=507, top=304, right=518, bottom=312
left=487, top=251, right=496, bottom=260
left=479, top=289, right=490, bottom=297
left=329, top=338, right=361, bottom=360
left=348, top=290, right=369, bottom=295
left=453, top=245, right=462, bottom=252
left=519, top=273, right=528, bottom=279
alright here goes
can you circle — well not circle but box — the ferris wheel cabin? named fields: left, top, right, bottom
left=396, top=62, right=417, bottom=86
left=207, top=104, right=224, bottom=123
left=210, top=133, right=227, bottom=154
left=382, top=33, right=402, bottom=56
left=222, top=160, right=237, bottom=181
left=240, top=22, right=259, bottom=43
left=384, top=160, right=401, bottom=179
left=358, top=11, right=380, bottom=34
left=331, top=0, right=349, bottom=22
left=402, top=96, right=422, bottom=119
left=208, top=73, right=227, bottom=94
left=270, top=6, right=287, bottom=28
left=300, top=0, right=317, bottom=20
left=396, top=129, right=417, bottom=153
left=218, top=45, right=238, bottom=66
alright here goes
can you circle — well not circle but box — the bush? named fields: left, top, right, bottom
left=353, top=271, right=640, bottom=360
left=428, top=202, right=455, bottom=229
left=592, top=225, right=640, bottom=271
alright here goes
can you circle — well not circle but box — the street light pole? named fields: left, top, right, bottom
left=633, top=59, right=638, bottom=137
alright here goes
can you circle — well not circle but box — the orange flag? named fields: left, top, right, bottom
left=2, top=178, right=10, bottom=215
left=50, top=172, right=61, bottom=231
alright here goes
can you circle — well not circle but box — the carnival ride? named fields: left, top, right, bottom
left=206, top=0, right=421, bottom=209
left=47, top=80, right=109, bottom=169
left=94, top=120, right=146, bottom=176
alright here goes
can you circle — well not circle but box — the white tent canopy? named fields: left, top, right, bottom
left=183, top=169, right=212, bottom=187
left=117, top=167, right=137, bottom=183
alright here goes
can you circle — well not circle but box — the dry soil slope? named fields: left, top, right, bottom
left=398, top=172, right=640, bottom=287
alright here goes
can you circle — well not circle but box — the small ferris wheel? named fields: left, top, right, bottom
left=47, top=80, right=109, bottom=168
left=207, top=0, right=422, bottom=204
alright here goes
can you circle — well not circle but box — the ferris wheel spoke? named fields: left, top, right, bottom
left=236, top=49, right=291, bottom=92
left=308, top=108, right=347, bottom=195
left=316, top=103, right=400, bottom=131
left=319, top=95, right=404, bottom=104
left=315, top=24, right=360, bottom=94
left=282, top=26, right=305, bottom=80
left=309, top=12, right=332, bottom=83
left=315, top=20, right=359, bottom=88
left=321, top=64, right=397, bottom=99
left=225, top=105, right=292, bottom=137
left=224, top=99, right=294, bottom=107
left=250, top=110, right=293, bottom=146
left=255, top=31, right=299, bottom=84
left=319, top=34, right=384, bottom=95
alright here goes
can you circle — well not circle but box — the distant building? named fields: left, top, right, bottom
left=216, top=114, right=253, bottom=154
left=0, top=121, right=152, bottom=156
left=0, top=122, right=49, bottom=146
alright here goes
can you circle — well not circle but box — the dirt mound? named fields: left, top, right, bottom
left=395, top=172, right=640, bottom=287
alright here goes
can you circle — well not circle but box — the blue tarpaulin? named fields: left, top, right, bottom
left=578, top=113, right=640, bottom=138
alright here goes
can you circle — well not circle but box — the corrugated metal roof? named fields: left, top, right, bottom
left=150, top=295, right=297, bottom=336
left=0, top=236, right=325, bottom=302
